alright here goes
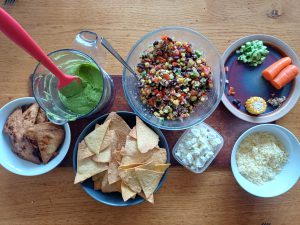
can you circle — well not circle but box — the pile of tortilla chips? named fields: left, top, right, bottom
left=74, top=112, right=170, bottom=204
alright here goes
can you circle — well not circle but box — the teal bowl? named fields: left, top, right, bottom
left=72, top=111, right=170, bottom=206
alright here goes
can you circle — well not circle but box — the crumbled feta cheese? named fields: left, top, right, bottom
left=174, top=124, right=222, bottom=172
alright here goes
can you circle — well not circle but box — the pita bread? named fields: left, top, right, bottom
left=136, top=117, right=159, bottom=153
left=84, top=119, right=110, bottom=154
left=23, top=103, right=39, bottom=128
left=25, top=122, right=64, bottom=163
left=36, top=108, right=48, bottom=124
left=4, top=107, right=23, bottom=136
left=74, top=157, right=108, bottom=184
left=121, top=182, right=136, bottom=201
left=135, top=168, right=163, bottom=198
left=77, top=140, right=94, bottom=161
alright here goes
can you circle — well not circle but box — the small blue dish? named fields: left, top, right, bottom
left=72, top=111, right=170, bottom=206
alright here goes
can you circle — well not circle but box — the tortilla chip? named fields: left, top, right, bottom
left=108, top=161, right=120, bottom=184
left=121, top=182, right=136, bottom=201
left=118, top=163, right=143, bottom=170
left=122, top=136, right=138, bottom=156
left=135, top=168, right=163, bottom=198
left=101, top=171, right=121, bottom=193
left=138, top=192, right=154, bottom=204
left=92, top=171, right=106, bottom=181
left=84, top=119, right=111, bottom=154
left=112, top=150, right=122, bottom=163
left=74, top=157, right=108, bottom=184
left=92, top=171, right=106, bottom=190
left=92, top=147, right=111, bottom=163
left=120, top=147, right=167, bottom=165
left=136, top=162, right=170, bottom=173
left=99, top=130, right=115, bottom=152
left=36, top=108, right=48, bottom=124
left=105, top=112, right=130, bottom=133
left=128, top=126, right=137, bottom=139
left=23, top=103, right=39, bottom=128
left=118, top=167, right=142, bottom=193
left=77, top=140, right=94, bottom=161
left=136, top=117, right=159, bottom=153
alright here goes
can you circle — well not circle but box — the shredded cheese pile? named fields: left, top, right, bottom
left=236, top=132, right=288, bottom=185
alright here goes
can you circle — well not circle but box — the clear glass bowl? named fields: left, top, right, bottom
left=122, top=26, right=225, bottom=130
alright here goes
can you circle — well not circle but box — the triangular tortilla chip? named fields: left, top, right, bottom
left=120, top=147, right=167, bottom=166
left=135, top=168, right=163, bottom=198
left=118, top=163, right=143, bottom=170
left=121, top=182, right=136, bottom=201
left=105, top=112, right=130, bottom=133
left=138, top=192, right=154, bottom=204
left=74, top=157, right=108, bottom=184
left=108, top=161, right=120, bottom=184
left=136, top=117, right=159, bottom=153
left=92, top=171, right=106, bottom=190
left=128, top=126, right=137, bottom=139
left=77, top=140, right=94, bottom=161
left=92, top=147, right=111, bottom=163
left=101, top=171, right=121, bottom=193
left=23, top=103, right=39, bottom=128
left=122, top=136, right=138, bottom=156
left=136, top=162, right=170, bottom=173
left=99, top=130, right=115, bottom=152
left=118, top=167, right=142, bottom=193
left=84, top=119, right=111, bottom=154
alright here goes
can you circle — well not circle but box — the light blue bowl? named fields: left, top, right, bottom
left=73, top=111, right=170, bottom=206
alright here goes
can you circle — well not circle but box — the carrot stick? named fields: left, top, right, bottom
left=270, top=64, right=299, bottom=89
left=262, top=57, right=292, bottom=80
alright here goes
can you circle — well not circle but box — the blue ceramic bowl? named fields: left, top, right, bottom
left=73, top=111, right=170, bottom=206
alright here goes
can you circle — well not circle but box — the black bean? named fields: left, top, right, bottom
left=153, top=41, right=159, bottom=46
left=167, top=37, right=173, bottom=42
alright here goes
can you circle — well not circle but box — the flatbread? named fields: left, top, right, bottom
left=24, top=122, right=65, bottom=163
left=136, top=117, right=159, bottom=153
left=4, top=107, right=23, bottom=137
left=36, top=108, right=48, bottom=124
left=74, top=157, right=108, bottom=184
left=121, top=182, right=136, bottom=201
left=84, top=119, right=111, bottom=154
left=22, top=103, right=39, bottom=128
left=135, top=168, right=163, bottom=198
left=77, top=140, right=94, bottom=161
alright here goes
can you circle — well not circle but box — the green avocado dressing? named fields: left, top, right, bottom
left=58, top=63, right=103, bottom=115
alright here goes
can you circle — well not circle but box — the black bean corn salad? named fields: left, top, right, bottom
left=136, top=36, right=213, bottom=120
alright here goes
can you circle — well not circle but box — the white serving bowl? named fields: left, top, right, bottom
left=231, top=124, right=300, bottom=197
left=0, top=97, right=71, bottom=176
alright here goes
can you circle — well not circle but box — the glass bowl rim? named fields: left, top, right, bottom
left=122, top=26, right=226, bottom=130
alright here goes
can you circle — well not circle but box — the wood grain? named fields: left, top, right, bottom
left=1, top=167, right=300, bottom=225
left=0, top=0, right=300, bottom=224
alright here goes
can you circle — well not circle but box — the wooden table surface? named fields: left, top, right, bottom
left=0, top=0, right=300, bottom=224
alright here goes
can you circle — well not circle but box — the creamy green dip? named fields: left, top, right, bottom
left=58, top=63, right=103, bottom=115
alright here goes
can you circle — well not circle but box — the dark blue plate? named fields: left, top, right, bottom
left=72, top=111, right=170, bottom=206
left=221, top=35, right=300, bottom=123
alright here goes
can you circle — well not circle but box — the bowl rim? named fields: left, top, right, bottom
left=122, top=26, right=225, bottom=130
left=231, top=123, right=300, bottom=197
left=72, top=110, right=170, bottom=206
left=0, top=97, right=71, bottom=176
left=222, top=34, right=300, bottom=123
